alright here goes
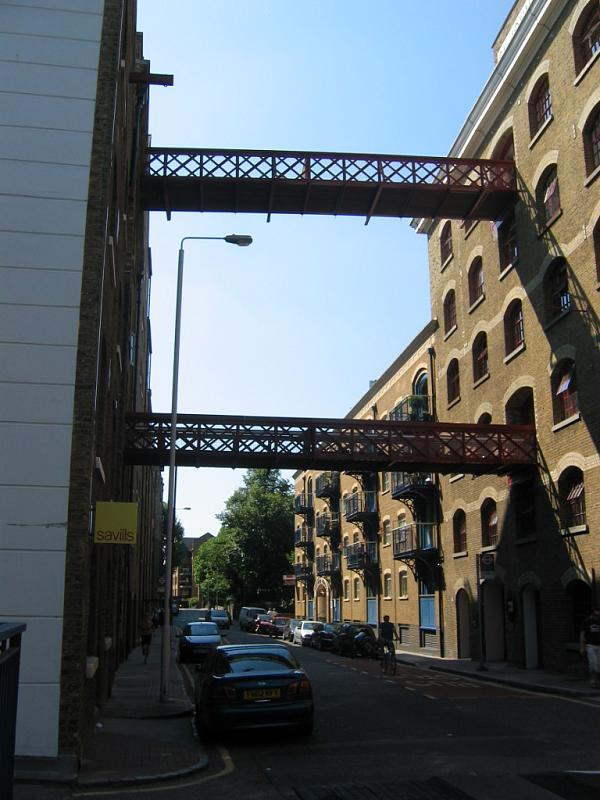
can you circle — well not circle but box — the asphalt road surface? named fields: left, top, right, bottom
left=20, top=627, right=600, bottom=800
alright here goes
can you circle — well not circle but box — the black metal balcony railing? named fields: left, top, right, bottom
left=389, top=395, right=431, bottom=422
left=391, top=471, right=434, bottom=499
left=316, top=553, right=341, bottom=576
left=344, top=491, right=377, bottom=521
left=392, top=523, right=437, bottom=558
left=0, top=623, right=26, bottom=800
left=294, top=526, right=313, bottom=548
left=315, top=471, right=340, bottom=498
left=345, top=541, right=378, bottom=570
left=294, top=562, right=314, bottom=580
left=316, top=512, right=340, bottom=539
left=294, top=493, right=314, bottom=516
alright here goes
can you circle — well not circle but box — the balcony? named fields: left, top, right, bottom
left=389, top=394, right=431, bottom=422
left=315, top=471, right=340, bottom=498
left=343, top=491, right=377, bottom=522
left=294, top=493, right=314, bottom=519
left=316, top=512, right=340, bottom=540
left=294, top=525, right=313, bottom=548
left=345, top=541, right=378, bottom=570
left=316, top=553, right=341, bottom=576
left=294, top=562, right=314, bottom=581
left=392, top=522, right=437, bottom=559
left=391, top=471, right=434, bottom=500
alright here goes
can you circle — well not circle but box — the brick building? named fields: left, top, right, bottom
left=0, top=0, right=162, bottom=762
left=294, top=0, right=600, bottom=671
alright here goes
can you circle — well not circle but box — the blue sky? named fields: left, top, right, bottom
left=136, top=1, right=515, bottom=537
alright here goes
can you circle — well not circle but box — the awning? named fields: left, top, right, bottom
left=556, top=369, right=573, bottom=394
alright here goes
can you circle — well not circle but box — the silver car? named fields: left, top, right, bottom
left=293, top=620, right=320, bottom=647
left=178, top=621, right=222, bottom=663
left=210, top=609, right=230, bottom=629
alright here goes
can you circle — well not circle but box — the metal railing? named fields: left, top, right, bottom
left=343, top=491, right=377, bottom=520
left=294, top=493, right=313, bottom=515
left=315, top=471, right=340, bottom=497
left=392, top=523, right=437, bottom=557
left=1, top=623, right=26, bottom=800
left=316, top=553, right=341, bottom=575
left=316, top=512, right=340, bottom=538
left=391, top=471, right=434, bottom=497
left=294, top=562, right=314, bottom=580
left=294, top=525, right=313, bottom=547
left=345, top=541, right=378, bottom=569
left=389, top=395, right=431, bottom=422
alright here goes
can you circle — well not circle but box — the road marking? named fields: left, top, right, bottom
left=424, top=694, right=436, bottom=700
left=71, top=746, right=234, bottom=797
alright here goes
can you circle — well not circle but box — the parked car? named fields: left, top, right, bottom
left=210, top=609, right=230, bottom=629
left=254, top=613, right=273, bottom=633
left=194, top=643, right=314, bottom=738
left=331, top=623, right=378, bottom=657
left=172, top=608, right=210, bottom=635
left=258, top=616, right=288, bottom=638
left=292, top=620, right=321, bottom=647
left=178, top=621, right=222, bottom=663
left=283, top=618, right=301, bottom=642
left=239, top=606, right=268, bottom=632
left=310, top=622, right=342, bottom=650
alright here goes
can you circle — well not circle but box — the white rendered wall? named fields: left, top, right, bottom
left=0, top=0, right=104, bottom=757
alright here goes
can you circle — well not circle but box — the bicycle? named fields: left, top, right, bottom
left=380, top=639, right=396, bottom=675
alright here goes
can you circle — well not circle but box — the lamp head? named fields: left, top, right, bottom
left=224, top=234, right=253, bottom=247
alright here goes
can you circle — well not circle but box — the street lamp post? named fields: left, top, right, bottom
left=160, top=233, right=252, bottom=702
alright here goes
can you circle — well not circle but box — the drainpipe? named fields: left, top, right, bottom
left=427, top=346, right=445, bottom=656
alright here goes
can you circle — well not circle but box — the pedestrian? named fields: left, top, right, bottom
left=580, top=607, right=600, bottom=688
left=152, top=609, right=159, bottom=630
left=141, top=613, right=154, bottom=664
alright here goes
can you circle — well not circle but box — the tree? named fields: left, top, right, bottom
left=193, top=469, right=293, bottom=607
left=161, top=503, right=188, bottom=568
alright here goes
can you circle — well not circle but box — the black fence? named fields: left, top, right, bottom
left=0, top=623, right=26, bottom=800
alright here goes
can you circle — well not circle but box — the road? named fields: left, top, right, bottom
left=18, top=628, right=600, bottom=800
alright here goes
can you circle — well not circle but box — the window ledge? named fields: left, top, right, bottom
left=382, top=542, right=391, bottom=548
left=529, top=114, right=553, bottom=150
left=560, top=524, right=588, bottom=537
left=473, top=372, right=490, bottom=389
left=499, top=261, right=516, bottom=281
left=468, top=293, right=485, bottom=314
left=516, top=535, right=537, bottom=546
left=552, top=412, right=580, bottom=433
left=441, top=253, right=454, bottom=272
left=444, top=324, right=457, bottom=341
left=449, top=473, right=465, bottom=483
left=584, top=163, right=600, bottom=188
left=481, top=544, right=497, bottom=553
left=537, top=208, right=563, bottom=238
left=453, top=550, right=468, bottom=559
left=383, top=595, right=392, bottom=601
left=447, top=395, right=461, bottom=410
left=504, top=342, right=526, bottom=364
left=544, top=306, right=571, bottom=331
left=399, top=595, right=409, bottom=601
left=574, top=49, right=600, bottom=86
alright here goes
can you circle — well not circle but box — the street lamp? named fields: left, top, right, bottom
left=160, top=233, right=253, bottom=702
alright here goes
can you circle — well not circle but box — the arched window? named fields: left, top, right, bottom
left=552, top=359, right=578, bottom=422
left=504, top=299, right=525, bottom=354
left=544, top=258, right=570, bottom=322
left=440, top=221, right=453, bottom=264
left=414, top=370, right=428, bottom=397
left=468, top=257, right=485, bottom=305
left=498, top=208, right=519, bottom=271
left=538, top=166, right=561, bottom=227
left=505, top=387, right=535, bottom=425
left=447, top=359, right=460, bottom=403
left=399, top=570, right=408, bottom=598
left=558, top=468, right=586, bottom=529
left=383, top=573, right=392, bottom=598
left=353, top=577, right=360, bottom=601
left=583, top=104, right=600, bottom=176
left=307, top=477, right=313, bottom=508
left=477, top=412, right=492, bottom=424
left=343, top=579, right=349, bottom=600
left=382, top=519, right=391, bottom=546
left=481, top=499, right=498, bottom=547
left=472, top=332, right=489, bottom=382
left=453, top=510, right=467, bottom=553
left=573, top=2, right=600, bottom=74
left=443, top=289, right=457, bottom=334
left=529, top=75, right=552, bottom=137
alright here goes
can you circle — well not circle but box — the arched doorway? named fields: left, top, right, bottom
left=456, top=589, right=471, bottom=658
left=521, top=584, right=540, bottom=669
left=482, top=580, right=505, bottom=661
left=315, top=582, right=328, bottom=621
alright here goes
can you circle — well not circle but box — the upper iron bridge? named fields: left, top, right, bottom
left=135, top=148, right=523, bottom=474
left=124, top=414, right=535, bottom=475
left=141, top=147, right=517, bottom=223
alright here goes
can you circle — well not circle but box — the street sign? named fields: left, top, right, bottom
left=282, top=574, right=296, bottom=586
left=479, top=552, right=495, bottom=580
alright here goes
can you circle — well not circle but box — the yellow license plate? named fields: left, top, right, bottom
left=243, top=688, right=280, bottom=700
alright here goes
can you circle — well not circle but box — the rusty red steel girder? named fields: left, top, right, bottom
left=141, top=148, right=517, bottom=222
left=124, top=413, right=536, bottom=474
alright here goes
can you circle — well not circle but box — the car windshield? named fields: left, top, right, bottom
left=257, top=614, right=270, bottom=621
left=323, top=624, right=338, bottom=633
left=303, top=622, right=318, bottom=630
left=227, top=652, right=297, bottom=673
left=186, top=622, right=219, bottom=636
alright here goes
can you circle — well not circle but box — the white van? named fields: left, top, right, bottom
left=238, top=606, right=268, bottom=632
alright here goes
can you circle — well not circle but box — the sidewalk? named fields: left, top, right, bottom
left=394, top=648, right=600, bottom=699
left=14, top=630, right=208, bottom=789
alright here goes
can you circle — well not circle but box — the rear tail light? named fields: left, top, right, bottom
left=286, top=679, right=312, bottom=700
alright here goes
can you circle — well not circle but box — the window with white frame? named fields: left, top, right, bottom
left=383, top=519, right=391, bottom=546
left=353, top=577, right=360, bottom=601
left=384, top=573, right=392, bottom=598
left=399, top=570, right=408, bottom=598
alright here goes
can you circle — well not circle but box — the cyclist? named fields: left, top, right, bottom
left=379, top=615, right=396, bottom=674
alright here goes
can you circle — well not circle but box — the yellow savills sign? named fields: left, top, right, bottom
left=94, top=501, right=138, bottom=545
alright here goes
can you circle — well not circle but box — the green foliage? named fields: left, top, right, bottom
left=187, top=596, right=198, bottom=608
left=161, top=503, right=188, bottom=568
left=193, top=469, right=293, bottom=607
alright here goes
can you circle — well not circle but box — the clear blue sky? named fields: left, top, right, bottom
left=136, top=1, right=515, bottom=537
